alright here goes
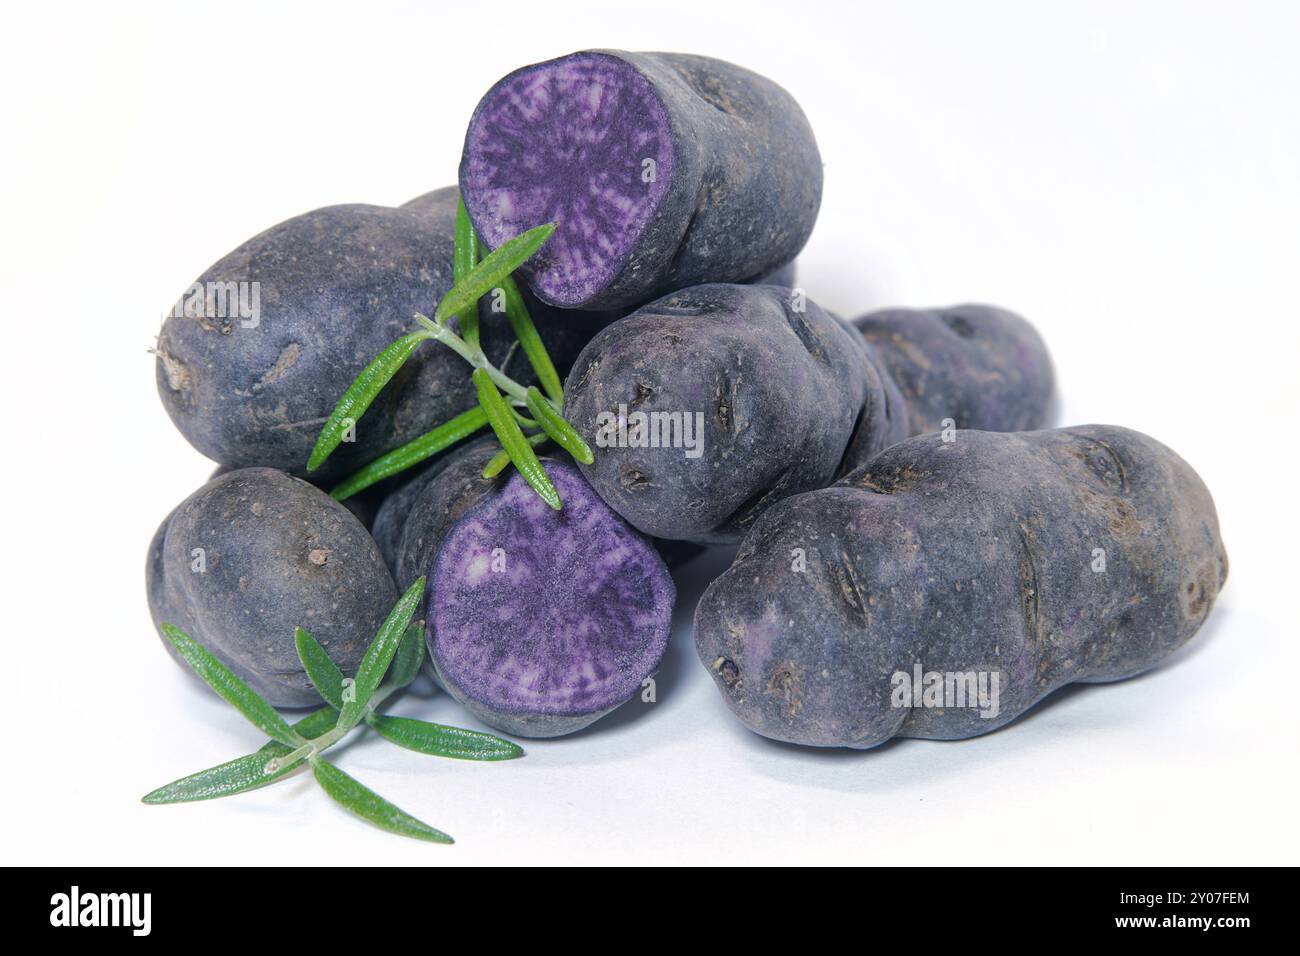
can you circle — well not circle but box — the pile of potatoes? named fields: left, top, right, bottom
left=149, top=49, right=1226, bottom=747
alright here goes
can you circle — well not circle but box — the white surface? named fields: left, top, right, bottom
left=3, top=0, right=1297, bottom=865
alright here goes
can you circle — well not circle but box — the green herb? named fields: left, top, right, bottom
left=511, top=406, right=540, bottom=430
left=367, top=715, right=524, bottom=761
left=294, top=628, right=347, bottom=710
left=142, top=708, right=338, bottom=804
left=453, top=196, right=481, bottom=352
left=434, top=222, right=556, bottom=325
left=498, top=275, right=564, bottom=405
left=311, top=758, right=453, bottom=844
left=526, top=386, right=594, bottom=464
left=307, top=332, right=431, bottom=472
left=483, top=433, right=550, bottom=478
left=329, top=406, right=488, bottom=502
left=474, top=368, right=561, bottom=509
left=144, top=744, right=305, bottom=804
left=336, top=577, right=425, bottom=732
left=144, top=584, right=522, bottom=843
left=387, top=621, right=426, bottom=689
left=308, top=208, right=591, bottom=508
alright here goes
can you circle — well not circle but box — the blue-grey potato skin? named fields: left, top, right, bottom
left=147, top=468, right=398, bottom=708
left=565, top=288, right=1056, bottom=543
left=599, top=51, right=822, bottom=308
left=155, top=188, right=609, bottom=480
left=564, top=284, right=873, bottom=544
left=693, top=426, right=1228, bottom=749
left=850, top=303, right=1055, bottom=440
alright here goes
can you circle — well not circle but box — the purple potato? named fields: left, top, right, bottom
left=208, top=463, right=381, bottom=529
left=155, top=187, right=608, bottom=480
left=374, top=439, right=675, bottom=737
left=565, top=286, right=1056, bottom=543
left=694, top=426, right=1228, bottom=749
left=564, top=284, right=875, bottom=544
left=459, top=50, right=821, bottom=310
left=851, top=303, right=1055, bottom=436
left=146, top=468, right=398, bottom=708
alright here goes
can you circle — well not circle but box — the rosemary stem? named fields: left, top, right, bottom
left=414, top=314, right=532, bottom=403
left=262, top=675, right=410, bottom=777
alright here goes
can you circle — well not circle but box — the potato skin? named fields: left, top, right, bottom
left=565, top=290, right=1056, bottom=543
left=146, top=468, right=399, bottom=708
left=694, top=426, right=1228, bottom=749
left=155, top=188, right=608, bottom=480
left=851, top=303, right=1055, bottom=436
left=459, top=51, right=820, bottom=311
left=595, top=52, right=821, bottom=308
left=563, top=284, right=875, bottom=544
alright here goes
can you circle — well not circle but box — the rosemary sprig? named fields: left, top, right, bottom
left=498, top=275, right=564, bottom=406
left=311, top=758, right=453, bottom=844
left=525, top=386, right=594, bottom=464
left=143, top=580, right=523, bottom=843
left=483, top=433, right=549, bottom=478
left=159, top=623, right=300, bottom=747
left=337, top=577, right=425, bottom=731
left=310, top=194, right=592, bottom=509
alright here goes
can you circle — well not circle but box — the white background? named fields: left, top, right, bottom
left=3, top=0, right=1297, bottom=865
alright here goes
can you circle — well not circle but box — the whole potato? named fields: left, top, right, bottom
left=564, top=284, right=874, bottom=544
left=147, top=468, right=398, bottom=707
left=694, top=426, right=1228, bottom=748
left=564, top=286, right=1055, bottom=544
left=155, top=187, right=608, bottom=480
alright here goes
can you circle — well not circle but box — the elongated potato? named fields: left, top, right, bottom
left=694, top=426, right=1228, bottom=748
left=459, top=51, right=821, bottom=310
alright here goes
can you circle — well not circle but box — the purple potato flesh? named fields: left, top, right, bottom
left=431, top=463, right=673, bottom=736
left=374, top=439, right=675, bottom=737
left=460, top=51, right=822, bottom=310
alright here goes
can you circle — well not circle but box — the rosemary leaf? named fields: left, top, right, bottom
left=473, top=367, right=561, bottom=509
left=434, top=223, right=556, bottom=325
left=307, top=331, right=429, bottom=472
left=367, top=715, right=523, bottom=761
left=525, top=386, right=594, bottom=464
left=311, top=758, right=453, bottom=844
left=159, top=624, right=299, bottom=747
